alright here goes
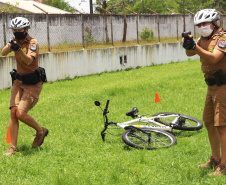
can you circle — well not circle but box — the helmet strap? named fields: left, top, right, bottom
left=211, top=22, right=219, bottom=29
left=207, top=22, right=218, bottom=39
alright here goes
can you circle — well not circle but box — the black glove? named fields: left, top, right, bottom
left=10, top=43, right=21, bottom=51
left=9, top=38, right=21, bottom=51
left=183, top=36, right=196, bottom=50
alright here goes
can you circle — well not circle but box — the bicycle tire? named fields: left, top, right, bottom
left=153, top=112, right=203, bottom=131
left=122, top=128, right=177, bottom=150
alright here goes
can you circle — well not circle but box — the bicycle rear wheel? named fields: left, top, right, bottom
left=153, top=112, right=203, bottom=131
left=122, top=128, right=177, bottom=150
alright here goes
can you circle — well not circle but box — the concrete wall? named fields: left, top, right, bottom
left=0, top=42, right=199, bottom=90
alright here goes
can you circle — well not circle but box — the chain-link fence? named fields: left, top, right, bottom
left=0, top=13, right=226, bottom=53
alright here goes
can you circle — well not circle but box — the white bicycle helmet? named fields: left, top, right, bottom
left=10, top=17, right=30, bottom=29
left=194, top=9, right=220, bottom=26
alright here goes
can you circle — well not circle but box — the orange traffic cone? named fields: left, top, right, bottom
left=155, top=92, right=161, bottom=103
left=6, top=126, right=11, bottom=144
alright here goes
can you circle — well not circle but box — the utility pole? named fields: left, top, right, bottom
left=90, top=0, right=93, bottom=14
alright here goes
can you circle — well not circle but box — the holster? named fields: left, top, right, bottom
left=36, top=67, right=47, bottom=83
left=212, top=69, right=226, bottom=86
left=205, top=69, right=226, bottom=86
left=10, top=69, right=17, bottom=85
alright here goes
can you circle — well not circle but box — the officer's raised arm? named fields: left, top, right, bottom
left=194, top=42, right=225, bottom=65
left=2, top=42, right=12, bottom=56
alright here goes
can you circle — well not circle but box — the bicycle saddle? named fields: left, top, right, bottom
left=126, top=107, right=139, bottom=118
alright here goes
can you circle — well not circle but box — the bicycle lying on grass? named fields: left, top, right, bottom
left=95, top=100, right=203, bottom=150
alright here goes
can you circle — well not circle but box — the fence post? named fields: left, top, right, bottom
left=104, top=14, right=109, bottom=44
left=46, top=14, right=50, bottom=52
left=122, top=0, right=127, bottom=42
left=98, top=6, right=113, bottom=46
left=146, top=8, right=160, bottom=43
left=111, top=15, right=114, bottom=47
left=2, top=12, right=6, bottom=46
left=176, top=15, right=178, bottom=42
left=136, top=14, right=139, bottom=45
left=194, top=22, right=196, bottom=40
left=82, top=14, right=85, bottom=49
left=218, top=11, right=223, bottom=28
left=157, top=14, right=160, bottom=43
left=125, top=7, right=138, bottom=45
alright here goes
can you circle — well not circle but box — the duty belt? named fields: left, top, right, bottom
left=15, top=73, right=23, bottom=81
left=205, top=72, right=226, bottom=86
left=205, top=78, right=217, bottom=86
left=10, top=69, right=41, bottom=85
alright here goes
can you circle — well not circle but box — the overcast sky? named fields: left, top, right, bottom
left=66, top=0, right=97, bottom=13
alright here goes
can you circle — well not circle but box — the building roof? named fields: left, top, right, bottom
left=0, top=0, right=71, bottom=14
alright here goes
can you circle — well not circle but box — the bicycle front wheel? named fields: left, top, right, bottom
left=153, top=112, right=203, bottom=131
left=122, top=128, right=177, bottom=150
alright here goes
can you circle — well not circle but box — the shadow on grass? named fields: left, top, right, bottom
left=123, top=145, right=132, bottom=151
left=19, top=145, right=43, bottom=156
left=172, top=130, right=203, bottom=138
left=198, top=167, right=215, bottom=177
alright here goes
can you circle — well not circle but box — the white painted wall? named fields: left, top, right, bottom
left=0, top=42, right=199, bottom=90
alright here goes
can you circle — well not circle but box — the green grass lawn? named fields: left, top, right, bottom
left=0, top=59, right=225, bottom=184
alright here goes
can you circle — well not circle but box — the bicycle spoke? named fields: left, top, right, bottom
left=154, top=113, right=203, bottom=131
left=126, top=130, right=175, bottom=149
left=128, top=133, right=147, bottom=142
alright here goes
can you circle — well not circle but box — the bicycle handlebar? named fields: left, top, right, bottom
left=103, top=99, right=110, bottom=116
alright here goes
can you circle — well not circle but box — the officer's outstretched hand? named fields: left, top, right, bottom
left=183, top=35, right=196, bottom=50
left=9, top=38, right=21, bottom=51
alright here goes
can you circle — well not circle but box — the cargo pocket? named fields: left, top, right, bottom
left=29, top=90, right=39, bottom=109
left=217, top=101, right=226, bottom=126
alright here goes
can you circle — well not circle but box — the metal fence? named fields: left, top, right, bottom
left=0, top=13, right=226, bottom=53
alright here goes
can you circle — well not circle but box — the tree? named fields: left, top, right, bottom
left=104, top=0, right=138, bottom=14
left=43, top=0, right=226, bottom=15
left=42, top=0, right=75, bottom=13
left=95, top=0, right=107, bottom=13
left=0, top=2, right=26, bottom=13
left=104, top=0, right=226, bottom=15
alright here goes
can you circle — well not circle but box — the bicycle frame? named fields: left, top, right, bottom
left=116, top=116, right=174, bottom=131
left=101, top=112, right=178, bottom=141
left=95, top=100, right=180, bottom=141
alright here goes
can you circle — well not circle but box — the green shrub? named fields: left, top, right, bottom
left=84, top=27, right=96, bottom=45
left=139, top=26, right=154, bottom=40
